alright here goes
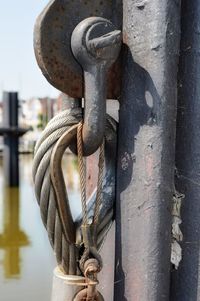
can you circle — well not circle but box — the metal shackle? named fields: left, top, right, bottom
left=71, top=17, right=122, bottom=156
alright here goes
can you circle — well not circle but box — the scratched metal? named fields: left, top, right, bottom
left=34, top=0, right=122, bottom=98
left=114, top=0, right=181, bottom=300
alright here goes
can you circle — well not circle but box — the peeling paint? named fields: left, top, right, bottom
left=121, top=152, right=136, bottom=171
left=171, top=240, right=182, bottom=270
left=171, top=191, right=184, bottom=269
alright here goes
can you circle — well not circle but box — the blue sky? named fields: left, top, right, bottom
left=0, top=1, right=59, bottom=100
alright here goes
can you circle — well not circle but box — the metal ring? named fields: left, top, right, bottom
left=73, top=289, right=104, bottom=301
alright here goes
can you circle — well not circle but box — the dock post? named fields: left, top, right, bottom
left=0, top=92, right=28, bottom=187
left=3, top=92, right=19, bottom=187
left=171, top=1, right=200, bottom=300
left=114, top=1, right=180, bottom=300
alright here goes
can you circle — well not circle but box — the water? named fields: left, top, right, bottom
left=0, top=154, right=80, bottom=301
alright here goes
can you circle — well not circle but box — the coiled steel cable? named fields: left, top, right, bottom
left=32, top=107, right=117, bottom=275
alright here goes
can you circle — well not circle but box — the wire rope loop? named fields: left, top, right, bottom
left=50, top=124, right=79, bottom=244
left=50, top=123, right=106, bottom=249
left=32, top=108, right=117, bottom=274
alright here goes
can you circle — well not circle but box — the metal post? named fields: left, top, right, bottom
left=171, top=1, right=200, bottom=300
left=3, top=92, right=19, bottom=187
left=114, top=1, right=180, bottom=300
left=0, top=92, right=28, bottom=187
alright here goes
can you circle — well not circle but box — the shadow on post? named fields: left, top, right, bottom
left=115, top=45, right=166, bottom=301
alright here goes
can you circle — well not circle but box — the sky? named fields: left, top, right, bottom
left=0, top=1, right=60, bottom=100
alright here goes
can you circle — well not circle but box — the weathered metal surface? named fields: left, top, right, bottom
left=171, top=1, right=200, bottom=300
left=86, top=101, right=119, bottom=199
left=34, top=0, right=122, bottom=99
left=71, top=17, right=121, bottom=155
left=114, top=1, right=180, bottom=300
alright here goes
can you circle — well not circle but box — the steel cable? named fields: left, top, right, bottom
left=77, top=121, right=88, bottom=225
left=32, top=107, right=117, bottom=275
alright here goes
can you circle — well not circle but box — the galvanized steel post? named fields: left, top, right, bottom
left=171, top=1, right=200, bottom=300
left=114, top=1, right=180, bottom=300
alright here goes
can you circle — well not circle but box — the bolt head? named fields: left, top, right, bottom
left=71, top=17, right=122, bottom=70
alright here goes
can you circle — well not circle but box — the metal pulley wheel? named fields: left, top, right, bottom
left=34, top=0, right=122, bottom=99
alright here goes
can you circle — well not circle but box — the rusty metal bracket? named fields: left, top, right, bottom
left=34, top=0, right=122, bottom=99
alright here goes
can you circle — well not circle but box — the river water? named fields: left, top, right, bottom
left=0, top=154, right=80, bottom=301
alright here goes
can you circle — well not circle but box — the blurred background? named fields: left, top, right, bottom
left=0, top=1, right=80, bottom=300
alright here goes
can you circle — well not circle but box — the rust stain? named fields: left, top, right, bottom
left=34, top=0, right=122, bottom=98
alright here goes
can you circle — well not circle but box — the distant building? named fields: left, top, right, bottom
left=39, top=97, right=56, bottom=124
left=0, top=95, right=57, bottom=153
left=20, top=97, right=56, bottom=130
left=19, top=97, right=56, bottom=152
